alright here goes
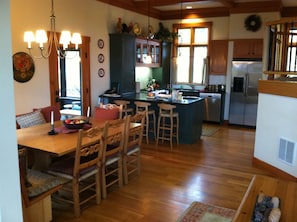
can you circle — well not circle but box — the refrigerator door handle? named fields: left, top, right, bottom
left=244, top=74, right=249, bottom=96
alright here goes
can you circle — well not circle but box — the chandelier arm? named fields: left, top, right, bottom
left=24, top=0, right=80, bottom=59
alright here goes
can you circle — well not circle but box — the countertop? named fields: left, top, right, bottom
left=120, top=92, right=204, bottom=105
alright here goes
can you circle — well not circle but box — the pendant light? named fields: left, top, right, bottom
left=24, top=0, right=82, bottom=59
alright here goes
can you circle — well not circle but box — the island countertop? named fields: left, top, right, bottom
left=101, top=92, right=204, bottom=144
left=121, top=92, right=204, bottom=105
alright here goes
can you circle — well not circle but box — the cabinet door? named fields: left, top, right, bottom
left=233, top=39, right=263, bottom=59
left=209, top=40, right=228, bottom=75
left=135, top=37, right=161, bottom=67
left=110, top=34, right=136, bottom=95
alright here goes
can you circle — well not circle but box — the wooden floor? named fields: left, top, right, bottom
left=52, top=123, right=275, bottom=222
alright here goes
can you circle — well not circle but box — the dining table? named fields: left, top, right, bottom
left=17, top=117, right=140, bottom=170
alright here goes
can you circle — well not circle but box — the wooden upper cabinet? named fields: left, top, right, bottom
left=233, top=39, right=263, bottom=59
left=136, top=37, right=161, bottom=67
left=209, top=40, right=228, bottom=75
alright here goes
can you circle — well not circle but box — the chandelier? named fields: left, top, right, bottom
left=24, top=0, right=82, bottom=59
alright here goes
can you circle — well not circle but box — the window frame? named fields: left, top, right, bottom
left=172, top=22, right=212, bottom=85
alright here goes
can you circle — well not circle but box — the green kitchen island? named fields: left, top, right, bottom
left=101, top=92, right=204, bottom=144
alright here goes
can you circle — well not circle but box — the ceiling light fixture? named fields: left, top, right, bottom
left=24, top=0, right=82, bottom=59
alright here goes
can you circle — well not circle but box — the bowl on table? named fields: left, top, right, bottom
left=63, top=119, right=86, bottom=130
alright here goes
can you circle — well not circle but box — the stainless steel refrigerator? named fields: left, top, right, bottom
left=229, top=60, right=262, bottom=127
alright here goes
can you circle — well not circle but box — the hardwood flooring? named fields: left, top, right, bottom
left=52, top=124, right=274, bottom=221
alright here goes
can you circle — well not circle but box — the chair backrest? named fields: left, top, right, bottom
left=74, top=125, right=106, bottom=177
left=134, top=101, right=151, bottom=113
left=102, top=117, right=127, bottom=163
left=114, top=100, right=130, bottom=109
left=158, top=103, right=176, bottom=115
left=124, top=113, right=145, bottom=153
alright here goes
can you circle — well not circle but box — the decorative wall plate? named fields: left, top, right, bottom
left=98, top=68, right=105, bottom=77
left=98, top=53, right=104, bottom=63
left=12, top=52, right=35, bottom=83
left=97, top=39, right=104, bottom=49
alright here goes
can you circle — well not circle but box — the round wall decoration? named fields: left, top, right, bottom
left=12, top=52, right=35, bottom=83
left=98, top=53, right=104, bottom=63
left=97, top=39, right=104, bottom=49
left=98, top=68, right=105, bottom=77
left=244, top=14, right=262, bottom=32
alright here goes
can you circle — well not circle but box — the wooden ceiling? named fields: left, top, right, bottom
left=97, top=0, right=297, bottom=19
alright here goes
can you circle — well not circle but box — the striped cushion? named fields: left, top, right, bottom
left=16, top=110, right=46, bottom=128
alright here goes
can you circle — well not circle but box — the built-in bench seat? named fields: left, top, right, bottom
left=232, top=175, right=297, bottom=221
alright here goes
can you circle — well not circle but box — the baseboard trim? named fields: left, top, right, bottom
left=253, top=157, right=297, bottom=182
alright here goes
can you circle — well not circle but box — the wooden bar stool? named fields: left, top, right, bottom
left=134, top=101, right=156, bottom=143
left=114, top=100, right=134, bottom=119
left=156, top=103, right=179, bottom=150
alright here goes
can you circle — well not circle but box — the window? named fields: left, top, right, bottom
left=287, top=29, right=297, bottom=72
left=58, top=50, right=81, bottom=98
left=173, top=22, right=212, bottom=85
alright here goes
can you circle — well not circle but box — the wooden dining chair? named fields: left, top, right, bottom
left=101, top=117, right=127, bottom=199
left=123, top=113, right=145, bottom=184
left=47, top=125, right=106, bottom=217
left=18, top=148, right=67, bottom=222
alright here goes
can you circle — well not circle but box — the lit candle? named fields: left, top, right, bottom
left=51, top=111, right=54, bottom=125
left=87, top=106, right=90, bottom=118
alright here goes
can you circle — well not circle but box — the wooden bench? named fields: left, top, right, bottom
left=232, top=175, right=297, bottom=221
left=19, top=149, right=67, bottom=222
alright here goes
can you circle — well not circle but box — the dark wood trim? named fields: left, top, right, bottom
left=48, top=34, right=91, bottom=115
left=96, top=0, right=285, bottom=20
left=252, top=157, right=297, bottom=182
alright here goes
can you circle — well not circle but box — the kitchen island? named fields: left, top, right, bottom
left=101, top=92, right=204, bottom=144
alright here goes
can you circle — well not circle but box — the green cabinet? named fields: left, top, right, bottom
left=109, top=33, right=136, bottom=95
left=152, top=41, right=172, bottom=89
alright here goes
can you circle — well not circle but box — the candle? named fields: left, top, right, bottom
left=87, top=106, right=90, bottom=118
left=51, top=111, right=54, bottom=125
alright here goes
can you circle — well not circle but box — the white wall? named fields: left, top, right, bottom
left=11, top=0, right=159, bottom=115
left=254, top=93, right=297, bottom=177
left=0, top=0, right=23, bottom=221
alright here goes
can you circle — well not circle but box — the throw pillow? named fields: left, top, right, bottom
left=16, top=110, right=46, bottom=128
left=33, top=106, right=61, bottom=122
left=94, top=106, right=120, bottom=120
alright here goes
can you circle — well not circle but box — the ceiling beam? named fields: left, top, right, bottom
left=96, top=0, right=294, bottom=20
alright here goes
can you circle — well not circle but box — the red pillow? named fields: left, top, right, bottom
left=33, top=106, right=61, bottom=122
left=94, top=107, right=119, bottom=120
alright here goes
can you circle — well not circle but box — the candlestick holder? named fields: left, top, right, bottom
left=48, top=124, right=58, bottom=135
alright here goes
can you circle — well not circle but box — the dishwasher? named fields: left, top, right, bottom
left=199, top=92, right=222, bottom=123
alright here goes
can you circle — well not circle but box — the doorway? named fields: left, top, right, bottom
left=58, top=50, right=82, bottom=115
left=48, top=35, right=91, bottom=118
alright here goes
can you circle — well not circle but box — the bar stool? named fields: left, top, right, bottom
left=134, top=101, right=156, bottom=143
left=156, top=103, right=179, bottom=150
left=114, top=100, right=134, bottom=119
